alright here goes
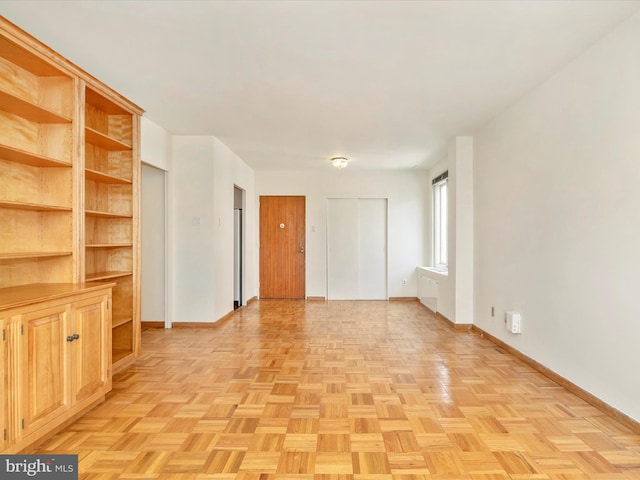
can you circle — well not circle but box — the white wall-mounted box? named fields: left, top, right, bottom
left=505, top=311, right=522, bottom=334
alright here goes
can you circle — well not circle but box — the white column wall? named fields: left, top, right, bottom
left=171, top=137, right=217, bottom=323
left=169, top=135, right=256, bottom=324
left=212, top=138, right=256, bottom=320
left=454, top=137, right=474, bottom=325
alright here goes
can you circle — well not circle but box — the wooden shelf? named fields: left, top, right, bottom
left=85, top=127, right=132, bottom=151
left=86, top=271, right=132, bottom=281
left=0, top=144, right=71, bottom=168
left=112, top=315, right=133, bottom=329
left=0, top=252, right=72, bottom=261
left=0, top=89, right=71, bottom=124
left=85, top=209, right=132, bottom=219
left=0, top=200, right=72, bottom=212
left=85, top=168, right=131, bottom=185
left=85, top=243, right=133, bottom=249
left=112, top=348, right=133, bottom=364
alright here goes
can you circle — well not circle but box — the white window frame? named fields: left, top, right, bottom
left=432, top=172, right=448, bottom=271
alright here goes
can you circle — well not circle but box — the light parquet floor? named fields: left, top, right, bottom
left=32, top=300, right=640, bottom=479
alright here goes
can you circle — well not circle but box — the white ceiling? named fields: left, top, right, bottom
left=2, top=1, right=639, bottom=171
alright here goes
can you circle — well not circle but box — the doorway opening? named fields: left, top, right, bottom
left=141, top=163, right=168, bottom=326
left=234, top=186, right=245, bottom=309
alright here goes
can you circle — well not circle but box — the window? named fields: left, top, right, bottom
left=432, top=171, right=448, bottom=270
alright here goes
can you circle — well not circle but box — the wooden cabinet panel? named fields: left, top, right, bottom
left=0, top=316, right=6, bottom=451
left=20, top=304, right=70, bottom=436
left=71, top=295, right=111, bottom=404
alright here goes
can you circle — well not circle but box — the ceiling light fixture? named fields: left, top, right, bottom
left=330, top=156, right=349, bottom=169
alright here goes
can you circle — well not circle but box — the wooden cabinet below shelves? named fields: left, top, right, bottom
left=0, top=315, right=6, bottom=452
left=0, top=282, right=113, bottom=454
left=70, top=295, right=111, bottom=405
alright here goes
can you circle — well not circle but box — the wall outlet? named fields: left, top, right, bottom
left=402, top=279, right=407, bottom=286
left=505, top=311, right=522, bottom=334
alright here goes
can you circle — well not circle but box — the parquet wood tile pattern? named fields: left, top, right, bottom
left=32, top=300, right=640, bottom=479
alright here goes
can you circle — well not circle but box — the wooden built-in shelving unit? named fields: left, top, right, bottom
left=0, top=16, right=143, bottom=373
left=83, top=84, right=139, bottom=370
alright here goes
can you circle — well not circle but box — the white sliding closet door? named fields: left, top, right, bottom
left=327, top=199, right=359, bottom=300
left=358, top=199, right=387, bottom=299
left=327, top=198, right=387, bottom=300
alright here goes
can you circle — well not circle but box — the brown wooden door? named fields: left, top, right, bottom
left=260, top=196, right=305, bottom=299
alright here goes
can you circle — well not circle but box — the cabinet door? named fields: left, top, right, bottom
left=0, top=316, right=6, bottom=450
left=71, top=296, right=111, bottom=404
left=20, top=305, right=70, bottom=437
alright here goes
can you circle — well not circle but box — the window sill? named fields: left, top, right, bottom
left=419, top=266, right=449, bottom=277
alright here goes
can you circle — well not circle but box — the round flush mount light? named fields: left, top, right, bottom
left=330, top=156, right=349, bottom=169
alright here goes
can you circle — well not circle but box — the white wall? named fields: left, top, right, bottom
left=454, top=137, right=474, bottom=325
left=172, top=137, right=217, bottom=323
left=474, top=12, right=640, bottom=421
left=141, top=117, right=171, bottom=171
left=171, top=136, right=256, bottom=324
left=212, top=138, right=256, bottom=320
left=256, top=169, right=428, bottom=298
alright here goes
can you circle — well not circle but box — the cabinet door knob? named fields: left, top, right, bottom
left=67, top=335, right=75, bottom=342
